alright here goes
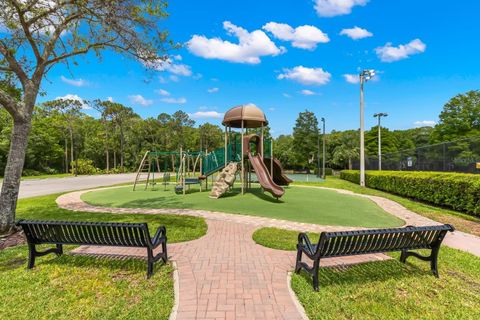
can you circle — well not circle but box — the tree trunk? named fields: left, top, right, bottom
left=104, top=121, right=109, bottom=172
left=348, top=158, right=352, bottom=170
left=120, top=125, right=124, bottom=172
left=64, top=137, right=68, bottom=173
left=69, top=126, right=74, bottom=173
left=0, top=119, right=32, bottom=234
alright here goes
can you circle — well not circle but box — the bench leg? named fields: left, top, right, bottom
left=294, top=247, right=303, bottom=273
left=27, top=243, right=36, bottom=269
left=430, top=246, right=440, bottom=278
left=400, top=250, right=407, bottom=263
left=162, top=241, right=168, bottom=263
left=147, top=248, right=154, bottom=279
left=312, top=260, right=320, bottom=291
left=56, top=244, right=63, bottom=256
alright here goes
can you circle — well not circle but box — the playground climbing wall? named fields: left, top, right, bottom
left=209, top=162, right=238, bottom=199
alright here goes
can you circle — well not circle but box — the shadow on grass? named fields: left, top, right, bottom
left=297, top=259, right=430, bottom=289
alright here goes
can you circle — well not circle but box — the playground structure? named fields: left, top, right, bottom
left=133, top=149, right=204, bottom=194
left=133, top=104, right=290, bottom=199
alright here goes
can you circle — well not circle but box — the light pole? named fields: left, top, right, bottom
left=317, top=127, right=320, bottom=178
left=321, top=117, right=326, bottom=179
left=373, top=112, right=388, bottom=170
left=359, top=69, right=376, bottom=187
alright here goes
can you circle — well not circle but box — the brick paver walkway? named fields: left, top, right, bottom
left=56, top=185, right=480, bottom=319
left=72, top=219, right=388, bottom=320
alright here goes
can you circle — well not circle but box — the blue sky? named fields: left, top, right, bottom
left=40, top=0, right=480, bottom=136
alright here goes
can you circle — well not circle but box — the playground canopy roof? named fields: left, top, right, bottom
left=222, top=104, right=268, bottom=128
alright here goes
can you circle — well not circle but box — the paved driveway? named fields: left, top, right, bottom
left=0, top=173, right=137, bottom=199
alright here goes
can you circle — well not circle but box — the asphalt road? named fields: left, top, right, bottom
left=0, top=173, right=137, bottom=199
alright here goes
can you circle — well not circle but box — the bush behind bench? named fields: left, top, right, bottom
left=340, top=170, right=480, bottom=217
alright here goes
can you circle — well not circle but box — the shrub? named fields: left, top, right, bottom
left=340, top=170, right=480, bottom=217
left=70, top=159, right=100, bottom=175
left=22, top=169, right=42, bottom=176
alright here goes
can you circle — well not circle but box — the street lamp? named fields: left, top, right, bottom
left=359, top=69, right=376, bottom=187
left=373, top=112, right=388, bottom=170
left=321, top=117, right=326, bottom=179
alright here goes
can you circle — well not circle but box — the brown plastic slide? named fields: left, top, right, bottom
left=263, top=158, right=293, bottom=186
left=248, top=153, right=285, bottom=198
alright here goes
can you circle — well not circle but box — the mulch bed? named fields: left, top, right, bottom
left=0, top=231, right=26, bottom=250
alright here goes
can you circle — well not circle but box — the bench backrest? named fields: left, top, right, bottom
left=17, top=220, right=151, bottom=247
left=316, top=225, right=453, bottom=258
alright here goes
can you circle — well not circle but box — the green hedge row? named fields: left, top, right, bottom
left=340, top=170, right=480, bottom=217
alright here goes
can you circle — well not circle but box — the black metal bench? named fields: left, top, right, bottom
left=16, top=219, right=168, bottom=278
left=295, top=224, right=454, bottom=290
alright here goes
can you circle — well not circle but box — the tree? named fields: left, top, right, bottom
left=292, top=110, right=319, bottom=171
left=198, top=123, right=223, bottom=152
left=433, top=90, right=480, bottom=141
left=42, top=99, right=83, bottom=173
left=104, top=102, right=138, bottom=171
left=0, top=0, right=173, bottom=234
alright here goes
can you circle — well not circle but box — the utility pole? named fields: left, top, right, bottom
left=373, top=112, right=388, bottom=170
left=359, top=69, right=376, bottom=187
left=321, top=117, right=326, bottom=179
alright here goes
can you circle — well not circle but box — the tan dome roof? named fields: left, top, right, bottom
left=222, top=104, right=268, bottom=128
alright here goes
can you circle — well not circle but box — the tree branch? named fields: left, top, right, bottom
left=0, top=40, right=29, bottom=87
left=8, top=0, right=42, bottom=62
left=0, top=87, right=21, bottom=119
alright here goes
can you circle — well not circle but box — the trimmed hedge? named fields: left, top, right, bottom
left=340, top=170, right=480, bottom=217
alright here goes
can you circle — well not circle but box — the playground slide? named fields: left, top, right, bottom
left=248, top=153, right=285, bottom=198
left=263, top=158, right=293, bottom=186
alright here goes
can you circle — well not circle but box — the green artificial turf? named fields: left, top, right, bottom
left=253, top=227, right=480, bottom=319
left=81, top=184, right=404, bottom=228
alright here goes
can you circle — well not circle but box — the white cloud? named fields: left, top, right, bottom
left=340, top=26, right=373, bottom=40
left=283, top=93, right=292, bottom=98
left=128, top=94, right=153, bottom=107
left=262, top=22, right=329, bottom=50
left=169, top=75, right=180, bottom=82
left=188, top=21, right=285, bottom=64
left=193, top=73, right=203, bottom=80
left=268, top=107, right=275, bottom=111
left=156, top=89, right=170, bottom=96
left=343, top=74, right=360, bottom=84
left=300, top=89, right=316, bottom=95
left=414, top=120, right=436, bottom=127
left=107, top=97, right=114, bottom=102
left=190, top=111, right=224, bottom=119
left=161, top=97, right=187, bottom=104
left=314, top=0, right=368, bottom=17
left=375, top=39, right=426, bottom=62
left=55, top=94, right=90, bottom=109
left=60, top=76, right=88, bottom=87
left=278, top=66, right=331, bottom=86
left=144, top=54, right=192, bottom=77
left=207, top=87, right=219, bottom=93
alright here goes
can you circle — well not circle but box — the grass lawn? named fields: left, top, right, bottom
left=81, top=184, right=404, bottom=228
left=253, top=227, right=480, bottom=320
left=0, top=194, right=207, bottom=319
left=296, top=176, right=480, bottom=237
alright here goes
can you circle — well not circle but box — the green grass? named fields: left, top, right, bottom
left=0, top=194, right=208, bottom=319
left=295, top=176, right=480, bottom=236
left=253, top=227, right=480, bottom=319
left=81, top=184, right=404, bottom=228
left=16, top=194, right=208, bottom=242
left=0, top=245, right=174, bottom=319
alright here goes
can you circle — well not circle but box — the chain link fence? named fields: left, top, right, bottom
left=353, top=135, right=480, bottom=173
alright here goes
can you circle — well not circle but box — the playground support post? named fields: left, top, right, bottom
left=241, top=120, right=244, bottom=195
left=321, top=117, right=326, bottom=180
left=270, top=139, right=273, bottom=177
left=224, top=125, right=228, bottom=167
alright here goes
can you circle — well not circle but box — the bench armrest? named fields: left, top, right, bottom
left=298, top=233, right=315, bottom=256
left=151, top=226, right=166, bottom=247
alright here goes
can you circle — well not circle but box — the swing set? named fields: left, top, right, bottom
left=133, top=149, right=204, bottom=194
